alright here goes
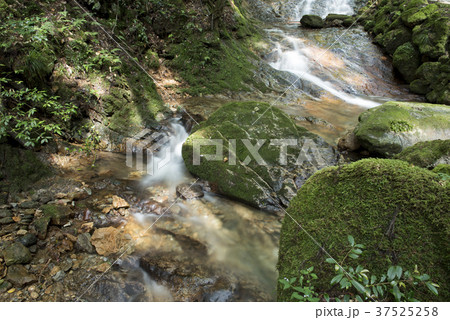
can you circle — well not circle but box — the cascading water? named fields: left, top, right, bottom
left=294, top=0, right=355, bottom=20
left=269, top=34, right=380, bottom=108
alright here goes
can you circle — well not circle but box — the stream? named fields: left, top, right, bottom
left=77, top=0, right=424, bottom=301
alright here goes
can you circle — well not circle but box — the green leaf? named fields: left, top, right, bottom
left=348, top=235, right=355, bottom=246
left=395, top=266, right=403, bottom=279
left=425, top=282, right=439, bottom=295
left=323, top=293, right=330, bottom=302
left=355, top=295, right=363, bottom=302
left=349, top=253, right=359, bottom=259
left=351, top=279, right=367, bottom=294
left=352, top=248, right=363, bottom=255
left=392, top=284, right=402, bottom=301
left=370, top=275, right=377, bottom=285
left=331, top=274, right=344, bottom=285
left=387, top=266, right=396, bottom=281
left=325, top=258, right=336, bottom=264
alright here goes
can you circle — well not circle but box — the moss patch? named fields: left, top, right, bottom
left=354, top=101, right=450, bottom=156
left=395, top=139, right=450, bottom=168
left=277, top=159, right=449, bottom=301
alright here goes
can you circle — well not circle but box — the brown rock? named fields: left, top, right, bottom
left=338, top=132, right=361, bottom=152
left=112, top=196, right=129, bottom=209
left=6, top=265, right=37, bottom=286
left=90, top=227, right=123, bottom=256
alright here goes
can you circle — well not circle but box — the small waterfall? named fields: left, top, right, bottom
left=142, top=118, right=189, bottom=190
left=269, top=34, right=379, bottom=108
left=294, top=0, right=355, bottom=19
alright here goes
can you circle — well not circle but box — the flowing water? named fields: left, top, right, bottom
left=79, top=0, right=424, bottom=301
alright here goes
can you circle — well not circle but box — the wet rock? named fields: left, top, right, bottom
left=203, top=289, right=233, bottom=302
left=17, top=234, right=37, bottom=247
left=176, top=183, right=204, bottom=200
left=76, top=233, right=95, bottom=253
left=3, top=243, right=32, bottom=266
left=112, top=195, right=129, bottom=209
left=300, top=15, right=324, bottom=28
left=0, top=217, right=14, bottom=225
left=354, top=101, right=450, bottom=156
left=6, top=265, right=36, bottom=286
left=91, top=227, right=123, bottom=256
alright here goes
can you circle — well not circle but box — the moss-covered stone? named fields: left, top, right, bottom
left=393, top=42, right=421, bottom=82
left=381, top=27, right=412, bottom=55
left=354, top=101, right=450, bottom=156
left=432, top=163, right=450, bottom=176
left=300, top=15, right=325, bottom=28
left=395, top=140, right=450, bottom=168
left=412, top=16, right=449, bottom=60
left=182, top=101, right=338, bottom=210
left=40, top=204, right=73, bottom=226
left=405, top=4, right=438, bottom=27
left=277, top=159, right=449, bottom=301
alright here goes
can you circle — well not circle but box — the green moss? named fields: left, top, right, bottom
left=301, top=15, right=325, bottom=28
left=393, top=42, right=420, bottom=83
left=389, top=120, right=414, bottom=132
left=381, top=28, right=412, bottom=55
left=277, top=159, right=449, bottom=301
left=354, top=101, right=450, bottom=156
left=412, top=15, right=449, bottom=59
left=406, top=4, right=438, bottom=27
left=395, top=140, right=450, bottom=168
left=432, top=164, right=450, bottom=176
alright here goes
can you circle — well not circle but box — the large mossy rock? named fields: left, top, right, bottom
left=300, top=15, right=325, bottom=28
left=360, top=0, right=450, bottom=103
left=181, top=102, right=338, bottom=210
left=354, top=101, right=450, bottom=156
left=395, top=139, right=450, bottom=168
left=392, top=42, right=421, bottom=83
left=277, top=159, right=449, bottom=301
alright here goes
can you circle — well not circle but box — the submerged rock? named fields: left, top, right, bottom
left=182, top=102, right=338, bottom=210
left=354, top=101, right=450, bottom=156
left=176, top=183, right=204, bottom=200
left=277, top=159, right=449, bottom=301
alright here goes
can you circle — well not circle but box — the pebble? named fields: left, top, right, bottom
left=30, top=292, right=39, bottom=299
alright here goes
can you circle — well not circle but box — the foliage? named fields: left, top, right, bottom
left=280, top=236, right=440, bottom=302
left=0, top=75, right=77, bottom=147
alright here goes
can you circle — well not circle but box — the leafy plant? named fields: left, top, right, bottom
left=280, top=235, right=439, bottom=302
left=0, top=76, right=77, bottom=147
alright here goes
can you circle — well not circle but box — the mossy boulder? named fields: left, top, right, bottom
left=395, top=139, right=450, bottom=168
left=324, top=14, right=354, bottom=27
left=354, top=101, right=450, bottom=156
left=381, top=27, right=412, bottom=55
left=412, top=15, right=449, bottom=60
left=393, top=42, right=421, bottom=83
left=3, top=243, right=32, bottom=266
left=277, top=159, right=449, bottom=301
left=300, top=15, right=325, bottom=29
left=182, top=102, right=339, bottom=210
